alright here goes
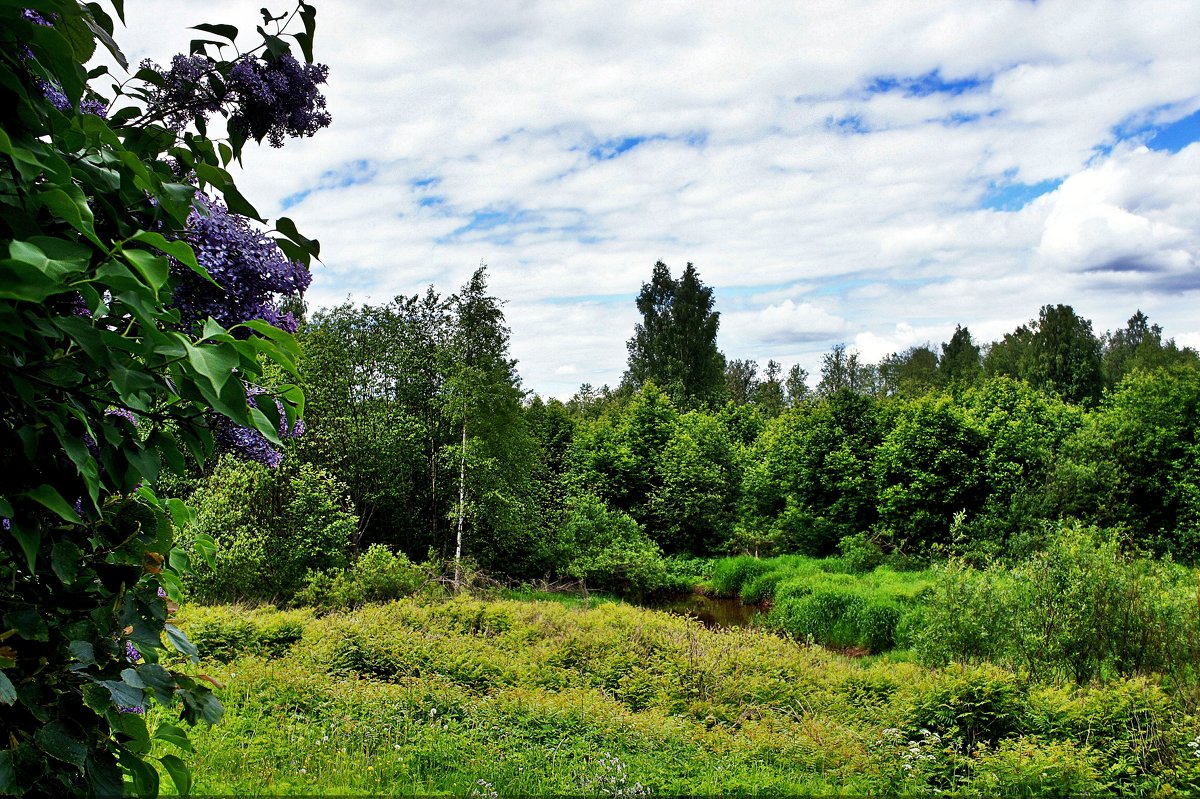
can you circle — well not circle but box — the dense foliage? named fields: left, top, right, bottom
left=160, top=595, right=1200, bottom=795
left=0, top=2, right=325, bottom=794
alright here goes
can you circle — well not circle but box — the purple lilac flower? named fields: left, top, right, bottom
left=169, top=197, right=311, bottom=335
left=21, top=9, right=53, bottom=26
left=215, top=421, right=283, bottom=468
left=105, top=408, right=137, bottom=427
left=80, top=98, right=108, bottom=118
left=144, top=52, right=330, bottom=148
left=37, top=78, right=69, bottom=111
left=125, top=640, right=141, bottom=663
left=142, top=55, right=222, bottom=133
left=1, top=518, right=9, bottom=532
left=157, top=587, right=168, bottom=599
left=214, top=386, right=305, bottom=467
left=117, top=704, right=146, bottom=714
left=226, top=54, right=331, bottom=147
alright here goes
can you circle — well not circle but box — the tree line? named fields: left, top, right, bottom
left=180, top=261, right=1200, bottom=599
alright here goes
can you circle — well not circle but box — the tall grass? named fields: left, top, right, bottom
left=707, top=554, right=933, bottom=654
left=157, top=594, right=1200, bottom=796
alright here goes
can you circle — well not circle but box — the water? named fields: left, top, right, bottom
left=646, top=593, right=761, bottom=629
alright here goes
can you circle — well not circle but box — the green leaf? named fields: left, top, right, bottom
left=36, top=719, right=89, bottom=769
left=58, top=7, right=97, bottom=63
left=99, top=678, right=144, bottom=709
left=4, top=608, right=49, bottom=642
left=0, top=670, right=15, bottom=705
left=122, top=249, right=169, bottom=292
left=166, top=498, right=194, bottom=531
left=8, top=520, right=41, bottom=572
left=274, top=215, right=319, bottom=256
left=27, top=484, right=83, bottom=524
left=191, top=22, right=238, bottom=41
left=257, top=26, right=291, bottom=59
left=120, top=668, right=146, bottom=689
left=153, top=723, right=194, bottom=752
left=193, top=533, right=217, bottom=569
left=86, top=752, right=125, bottom=798
left=119, top=748, right=159, bottom=797
left=51, top=540, right=83, bottom=585
left=37, top=187, right=101, bottom=245
left=0, top=751, right=14, bottom=793
left=160, top=754, right=192, bottom=797
left=82, top=5, right=127, bottom=69
left=10, top=237, right=90, bottom=280
left=298, top=2, right=317, bottom=62
left=129, top=230, right=214, bottom=285
left=165, top=624, right=199, bottom=661
left=136, top=663, right=178, bottom=699
left=183, top=687, right=224, bottom=724
left=183, top=340, right=239, bottom=397
left=0, top=258, right=62, bottom=302
left=69, top=640, right=97, bottom=667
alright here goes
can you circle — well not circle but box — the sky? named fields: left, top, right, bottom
left=112, top=1, right=1200, bottom=399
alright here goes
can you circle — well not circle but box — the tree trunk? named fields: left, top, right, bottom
left=454, top=412, right=467, bottom=589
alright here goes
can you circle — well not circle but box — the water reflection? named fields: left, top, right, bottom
left=646, top=593, right=760, bottom=629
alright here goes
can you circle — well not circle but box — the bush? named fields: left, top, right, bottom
left=968, top=737, right=1105, bottom=796
left=180, top=455, right=358, bottom=602
left=838, top=532, right=885, bottom=573
left=916, top=523, right=1200, bottom=685
left=296, top=544, right=428, bottom=611
left=562, top=494, right=668, bottom=595
left=904, top=663, right=1026, bottom=754
left=184, top=607, right=310, bottom=662
left=769, top=588, right=866, bottom=650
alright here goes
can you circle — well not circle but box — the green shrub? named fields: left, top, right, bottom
left=852, top=601, right=902, bottom=653
left=916, top=523, right=1200, bottom=686
left=180, top=455, right=357, bottom=602
left=772, top=577, right=815, bottom=603
left=562, top=494, right=669, bottom=595
left=296, top=544, right=428, bottom=611
left=968, top=737, right=1105, bottom=796
left=838, top=532, right=885, bottom=573
left=904, top=663, right=1026, bottom=753
left=184, top=607, right=309, bottom=662
left=768, top=588, right=865, bottom=649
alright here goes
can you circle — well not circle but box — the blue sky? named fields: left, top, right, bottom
left=123, top=1, right=1200, bottom=398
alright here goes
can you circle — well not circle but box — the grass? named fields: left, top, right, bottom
left=707, top=554, right=934, bottom=654
left=152, top=593, right=1200, bottom=796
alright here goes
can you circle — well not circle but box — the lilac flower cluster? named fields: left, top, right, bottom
left=214, top=386, right=305, bottom=468
left=144, top=52, right=330, bottom=147
left=37, top=78, right=69, bottom=111
left=226, top=54, right=331, bottom=147
left=171, top=197, right=310, bottom=334
left=141, top=55, right=223, bottom=133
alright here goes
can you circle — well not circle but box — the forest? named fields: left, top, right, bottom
left=4, top=2, right=1200, bottom=796
left=178, top=260, right=1200, bottom=601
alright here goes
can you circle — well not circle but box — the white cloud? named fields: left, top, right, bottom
left=106, top=0, right=1200, bottom=398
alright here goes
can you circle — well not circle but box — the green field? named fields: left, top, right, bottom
left=156, top=589, right=1200, bottom=796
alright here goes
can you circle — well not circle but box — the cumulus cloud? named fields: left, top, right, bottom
left=110, top=0, right=1200, bottom=398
